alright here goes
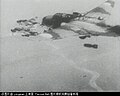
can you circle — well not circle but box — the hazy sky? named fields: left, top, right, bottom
left=1, top=0, right=105, bottom=18
left=0, top=0, right=108, bottom=37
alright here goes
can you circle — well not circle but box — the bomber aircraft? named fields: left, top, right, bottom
left=11, top=0, right=120, bottom=40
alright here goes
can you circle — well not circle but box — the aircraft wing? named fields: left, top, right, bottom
left=53, top=0, right=116, bottom=39
left=11, top=0, right=118, bottom=40
left=80, top=0, right=115, bottom=24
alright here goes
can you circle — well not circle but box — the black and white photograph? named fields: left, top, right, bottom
left=0, top=0, right=120, bottom=92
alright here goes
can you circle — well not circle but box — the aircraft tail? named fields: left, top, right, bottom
left=84, top=0, right=116, bottom=22
left=105, top=0, right=120, bottom=25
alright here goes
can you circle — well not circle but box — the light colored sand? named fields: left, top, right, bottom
left=45, top=41, right=103, bottom=92
left=0, top=36, right=93, bottom=91
left=53, top=36, right=120, bottom=91
left=1, top=35, right=120, bottom=92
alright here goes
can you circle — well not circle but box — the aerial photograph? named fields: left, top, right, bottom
left=0, top=0, right=120, bottom=92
